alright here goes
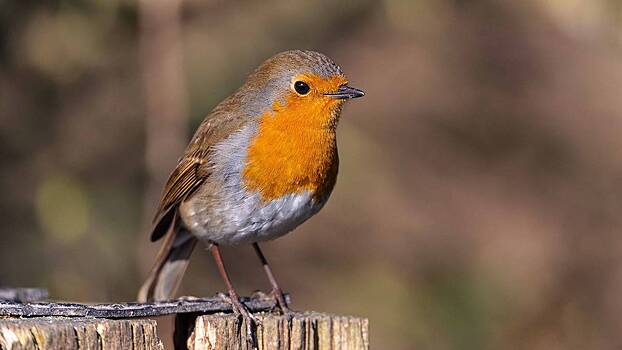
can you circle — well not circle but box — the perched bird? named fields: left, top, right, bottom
left=138, top=50, right=364, bottom=321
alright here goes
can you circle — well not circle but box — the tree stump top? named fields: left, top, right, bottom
left=0, top=295, right=281, bottom=318
left=0, top=293, right=369, bottom=349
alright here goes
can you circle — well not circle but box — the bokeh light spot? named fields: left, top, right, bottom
left=36, top=175, right=90, bottom=244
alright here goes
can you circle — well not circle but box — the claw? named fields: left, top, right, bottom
left=218, top=291, right=261, bottom=348
left=269, top=288, right=292, bottom=317
left=235, top=310, right=259, bottom=348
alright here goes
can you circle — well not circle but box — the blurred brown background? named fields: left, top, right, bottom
left=2, top=0, right=622, bottom=349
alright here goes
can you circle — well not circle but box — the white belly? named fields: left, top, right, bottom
left=181, top=190, right=324, bottom=245
left=222, top=191, right=322, bottom=245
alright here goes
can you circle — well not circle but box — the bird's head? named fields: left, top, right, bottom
left=236, top=50, right=364, bottom=201
left=239, top=50, right=364, bottom=130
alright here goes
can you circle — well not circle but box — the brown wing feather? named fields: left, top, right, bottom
left=153, top=155, right=207, bottom=223
left=149, top=156, right=206, bottom=241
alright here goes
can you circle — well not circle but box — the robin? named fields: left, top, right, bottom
left=138, top=50, right=364, bottom=322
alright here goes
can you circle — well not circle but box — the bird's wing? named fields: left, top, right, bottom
left=153, top=153, right=207, bottom=222
left=149, top=106, right=248, bottom=242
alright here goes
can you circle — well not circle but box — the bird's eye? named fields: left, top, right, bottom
left=294, top=81, right=310, bottom=95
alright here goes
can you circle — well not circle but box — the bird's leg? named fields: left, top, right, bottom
left=252, top=243, right=291, bottom=315
left=209, top=243, right=259, bottom=346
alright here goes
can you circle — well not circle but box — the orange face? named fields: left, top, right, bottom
left=277, top=73, right=350, bottom=128
left=242, top=73, right=350, bottom=201
left=291, top=73, right=349, bottom=100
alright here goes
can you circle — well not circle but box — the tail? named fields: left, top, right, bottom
left=138, top=217, right=198, bottom=302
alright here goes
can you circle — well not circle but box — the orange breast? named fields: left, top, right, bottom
left=242, top=87, right=343, bottom=201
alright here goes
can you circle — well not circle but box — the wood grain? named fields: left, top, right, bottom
left=187, top=312, right=369, bottom=350
left=0, top=317, right=163, bottom=350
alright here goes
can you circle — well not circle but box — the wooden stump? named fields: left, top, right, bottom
left=187, top=312, right=369, bottom=350
left=0, top=296, right=368, bottom=349
left=0, top=317, right=163, bottom=350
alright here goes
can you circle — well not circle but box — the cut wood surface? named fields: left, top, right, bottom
left=187, top=312, right=369, bottom=350
left=0, top=295, right=282, bottom=318
left=0, top=317, right=163, bottom=350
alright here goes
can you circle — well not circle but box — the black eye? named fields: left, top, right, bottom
left=294, top=81, right=310, bottom=95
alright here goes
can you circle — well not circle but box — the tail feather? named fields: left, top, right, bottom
left=138, top=215, right=198, bottom=302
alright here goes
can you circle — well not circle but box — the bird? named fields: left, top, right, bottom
left=137, top=50, right=364, bottom=322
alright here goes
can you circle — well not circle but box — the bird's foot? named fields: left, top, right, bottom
left=217, top=292, right=261, bottom=348
left=270, top=288, right=293, bottom=318
left=251, top=289, right=293, bottom=318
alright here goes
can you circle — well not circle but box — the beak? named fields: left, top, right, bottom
left=324, top=85, right=365, bottom=99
